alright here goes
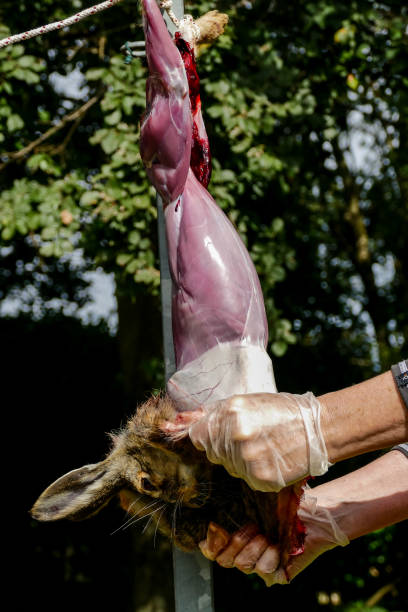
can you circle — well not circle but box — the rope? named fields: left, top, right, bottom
left=159, top=0, right=200, bottom=43
left=0, top=0, right=200, bottom=51
left=0, top=0, right=123, bottom=49
left=159, top=0, right=180, bottom=28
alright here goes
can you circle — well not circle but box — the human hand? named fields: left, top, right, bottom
left=198, top=488, right=349, bottom=585
left=187, top=392, right=329, bottom=492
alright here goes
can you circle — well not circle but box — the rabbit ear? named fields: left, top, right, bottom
left=31, top=460, right=124, bottom=522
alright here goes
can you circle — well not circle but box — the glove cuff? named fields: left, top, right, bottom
left=304, top=391, right=331, bottom=476
left=300, top=487, right=350, bottom=549
left=282, top=392, right=330, bottom=478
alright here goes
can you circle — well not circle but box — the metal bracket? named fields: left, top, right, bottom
left=120, top=40, right=146, bottom=62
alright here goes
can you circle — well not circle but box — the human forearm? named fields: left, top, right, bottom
left=309, top=449, right=408, bottom=540
left=319, top=371, right=408, bottom=464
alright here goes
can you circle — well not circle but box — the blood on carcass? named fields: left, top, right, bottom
left=175, top=33, right=212, bottom=188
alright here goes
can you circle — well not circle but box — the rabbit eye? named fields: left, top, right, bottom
left=141, top=477, right=156, bottom=492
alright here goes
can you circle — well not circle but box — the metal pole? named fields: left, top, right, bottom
left=156, top=3, right=216, bottom=605
left=157, top=195, right=215, bottom=612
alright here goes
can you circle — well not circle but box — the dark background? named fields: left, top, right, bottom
left=1, top=1, right=407, bottom=610
left=10, top=313, right=407, bottom=612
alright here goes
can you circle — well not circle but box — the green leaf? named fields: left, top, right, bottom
left=1, top=226, right=15, bottom=240
left=39, top=243, right=55, bottom=257
left=134, top=268, right=160, bottom=284
left=128, top=230, right=141, bottom=245
left=272, top=218, right=284, bottom=233
left=18, top=55, right=37, bottom=68
left=122, top=96, right=135, bottom=115
left=117, top=253, right=133, bottom=266
left=7, top=113, right=24, bottom=132
left=12, top=67, right=40, bottom=84
left=80, top=191, right=101, bottom=206
left=323, top=127, right=338, bottom=140
left=101, top=131, right=121, bottom=154
left=105, top=109, right=122, bottom=126
left=41, top=227, right=58, bottom=240
left=86, top=67, right=106, bottom=80
left=271, top=341, right=288, bottom=357
left=346, top=73, right=359, bottom=91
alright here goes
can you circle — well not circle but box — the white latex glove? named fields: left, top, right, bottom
left=188, top=392, right=330, bottom=492
left=198, top=486, right=349, bottom=585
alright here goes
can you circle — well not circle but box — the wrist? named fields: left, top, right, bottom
left=307, top=451, right=408, bottom=541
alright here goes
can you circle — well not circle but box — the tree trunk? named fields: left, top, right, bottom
left=116, top=285, right=163, bottom=404
left=116, top=283, right=174, bottom=612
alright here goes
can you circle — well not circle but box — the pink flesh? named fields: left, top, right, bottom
left=165, top=169, right=268, bottom=370
left=140, top=0, right=192, bottom=203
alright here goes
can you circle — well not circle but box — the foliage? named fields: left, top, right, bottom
left=1, top=1, right=407, bottom=611
left=1, top=0, right=407, bottom=362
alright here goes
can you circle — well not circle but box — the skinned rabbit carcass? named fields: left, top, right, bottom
left=139, top=0, right=307, bottom=566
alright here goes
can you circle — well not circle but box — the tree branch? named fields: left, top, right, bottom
left=344, top=189, right=371, bottom=265
left=0, top=88, right=105, bottom=172
left=43, top=114, right=84, bottom=158
left=330, top=135, right=389, bottom=363
left=365, top=581, right=397, bottom=608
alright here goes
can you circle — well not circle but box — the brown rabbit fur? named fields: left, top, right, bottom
left=31, top=394, right=305, bottom=556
